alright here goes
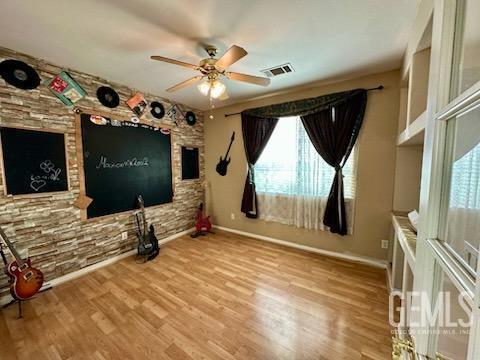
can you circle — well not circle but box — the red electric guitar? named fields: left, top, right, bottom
left=190, top=203, right=213, bottom=238
left=0, top=227, right=44, bottom=300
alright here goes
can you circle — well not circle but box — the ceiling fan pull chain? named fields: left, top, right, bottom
left=209, top=95, right=214, bottom=119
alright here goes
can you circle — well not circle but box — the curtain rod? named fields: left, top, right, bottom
left=223, top=85, right=384, bottom=118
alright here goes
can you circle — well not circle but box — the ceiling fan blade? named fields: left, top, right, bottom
left=151, top=55, right=199, bottom=70
left=215, top=45, right=248, bottom=69
left=166, top=76, right=203, bottom=92
left=226, top=72, right=271, bottom=86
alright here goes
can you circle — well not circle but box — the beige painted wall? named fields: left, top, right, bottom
left=204, top=70, right=400, bottom=260
left=393, top=145, right=423, bottom=212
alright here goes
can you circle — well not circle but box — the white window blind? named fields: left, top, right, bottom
left=442, top=107, right=480, bottom=274
left=255, top=116, right=356, bottom=198
left=254, top=116, right=356, bottom=232
left=449, top=142, right=480, bottom=209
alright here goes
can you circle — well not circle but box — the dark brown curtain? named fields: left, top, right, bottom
left=300, top=90, right=367, bottom=235
left=240, top=114, right=278, bottom=218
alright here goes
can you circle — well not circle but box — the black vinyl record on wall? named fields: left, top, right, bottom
left=96, top=86, right=120, bottom=108
left=0, top=59, right=40, bottom=90
left=185, top=111, right=196, bottom=126
left=150, top=101, right=165, bottom=119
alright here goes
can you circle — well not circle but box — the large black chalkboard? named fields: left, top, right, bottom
left=80, top=113, right=173, bottom=218
left=0, top=127, right=68, bottom=195
left=181, top=146, right=199, bottom=180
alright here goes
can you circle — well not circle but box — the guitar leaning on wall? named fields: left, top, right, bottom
left=135, top=195, right=159, bottom=261
left=216, top=131, right=235, bottom=176
left=0, top=227, right=44, bottom=300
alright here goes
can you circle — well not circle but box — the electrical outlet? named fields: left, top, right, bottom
left=230, top=213, right=235, bottom=220
left=122, top=231, right=128, bottom=240
left=381, top=240, right=389, bottom=249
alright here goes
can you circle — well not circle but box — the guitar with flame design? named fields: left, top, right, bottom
left=0, top=227, right=44, bottom=300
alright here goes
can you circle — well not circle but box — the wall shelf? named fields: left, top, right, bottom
left=397, top=110, right=427, bottom=146
left=392, top=215, right=417, bottom=270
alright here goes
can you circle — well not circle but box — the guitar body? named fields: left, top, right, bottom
left=135, top=206, right=152, bottom=256
left=147, top=225, right=159, bottom=261
left=6, top=259, right=44, bottom=300
left=137, top=239, right=153, bottom=256
left=194, top=204, right=212, bottom=232
left=215, top=157, right=230, bottom=176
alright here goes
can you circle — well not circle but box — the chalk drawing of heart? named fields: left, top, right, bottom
left=30, top=179, right=47, bottom=192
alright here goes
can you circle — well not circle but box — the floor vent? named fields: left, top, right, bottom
left=261, top=63, right=294, bottom=77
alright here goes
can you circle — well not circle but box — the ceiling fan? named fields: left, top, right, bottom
left=151, top=45, right=271, bottom=100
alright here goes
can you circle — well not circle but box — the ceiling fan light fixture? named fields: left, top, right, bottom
left=152, top=44, right=269, bottom=102
left=197, top=81, right=210, bottom=96
left=210, top=80, right=226, bottom=99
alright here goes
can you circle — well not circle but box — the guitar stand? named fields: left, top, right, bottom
left=135, top=254, right=149, bottom=264
left=0, top=244, right=22, bottom=318
left=190, top=229, right=215, bottom=238
left=17, top=300, right=23, bottom=319
left=1, top=298, right=23, bottom=319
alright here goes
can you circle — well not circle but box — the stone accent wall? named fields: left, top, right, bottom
left=0, top=47, right=204, bottom=298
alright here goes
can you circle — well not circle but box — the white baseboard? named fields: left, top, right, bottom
left=214, top=225, right=388, bottom=269
left=0, top=227, right=193, bottom=307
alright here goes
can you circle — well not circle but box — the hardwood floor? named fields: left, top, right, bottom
left=0, top=231, right=392, bottom=359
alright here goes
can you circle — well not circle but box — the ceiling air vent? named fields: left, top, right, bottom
left=261, top=63, right=294, bottom=77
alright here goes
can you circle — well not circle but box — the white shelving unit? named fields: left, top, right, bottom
left=388, top=2, right=433, bottom=347
left=397, top=110, right=427, bottom=146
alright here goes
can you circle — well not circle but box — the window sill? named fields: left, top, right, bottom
left=257, top=191, right=354, bottom=202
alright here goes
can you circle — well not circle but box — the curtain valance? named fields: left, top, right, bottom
left=241, top=89, right=366, bottom=118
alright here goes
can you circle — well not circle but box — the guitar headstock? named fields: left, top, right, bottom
left=137, top=195, right=145, bottom=210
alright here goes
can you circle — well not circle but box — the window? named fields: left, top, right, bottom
left=254, top=116, right=356, bottom=232
left=440, top=105, right=480, bottom=275
left=435, top=272, right=472, bottom=360
left=450, top=0, right=480, bottom=97
left=255, top=116, right=356, bottom=198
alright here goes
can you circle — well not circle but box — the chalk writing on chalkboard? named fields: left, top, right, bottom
left=95, top=156, right=150, bottom=169
left=79, top=112, right=173, bottom=218
left=29, top=160, right=63, bottom=191
left=0, top=127, right=68, bottom=195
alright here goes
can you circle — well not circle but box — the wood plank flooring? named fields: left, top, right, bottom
left=0, top=230, right=392, bottom=359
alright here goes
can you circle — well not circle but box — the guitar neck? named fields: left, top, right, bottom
left=0, top=227, right=24, bottom=265
left=224, top=137, right=235, bottom=158
left=142, top=208, right=147, bottom=237
left=137, top=195, right=147, bottom=237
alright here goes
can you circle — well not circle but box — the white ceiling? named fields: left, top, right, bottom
left=0, top=0, right=418, bottom=110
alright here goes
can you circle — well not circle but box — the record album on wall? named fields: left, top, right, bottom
left=0, top=59, right=40, bottom=90
left=46, top=71, right=86, bottom=106
left=185, top=111, right=196, bottom=126
left=96, top=86, right=119, bottom=108
left=150, top=101, right=165, bottom=119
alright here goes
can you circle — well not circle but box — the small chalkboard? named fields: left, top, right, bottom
left=0, top=127, right=69, bottom=195
left=78, top=112, right=173, bottom=218
left=181, top=146, right=199, bottom=180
